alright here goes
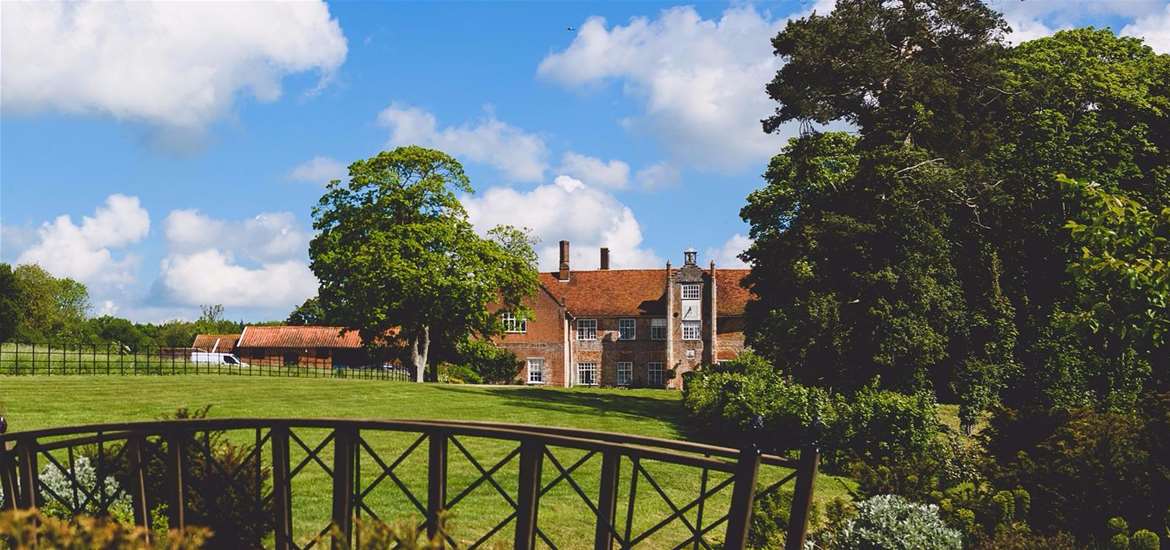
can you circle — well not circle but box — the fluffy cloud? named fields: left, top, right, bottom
left=164, top=210, right=309, bottom=263
left=539, top=6, right=789, bottom=171
left=155, top=210, right=316, bottom=308
left=557, top=152, right=630, bottom=189
left=378, top=103, right=548, bottom=182
left=989, top=0, right=1168, bottom=48
left=463, top=175, right=662, bottom=270
left=16, top=194, right=150, bottom=286
left=1123, top=4, right=1170, bottom=53
left=705, top=234, right=751, bottom=269
left=635, top=162, right=681, bottom=190
left=289, top=156, right=347, bottom=184
left=1, top=1, right=347, bottom=133
left=157, top=250, right=317, bottom=309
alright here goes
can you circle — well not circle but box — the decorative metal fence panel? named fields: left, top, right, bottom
left=0, top=342, right=414, bottom=382
left=0, top=419, right=818, bottom=550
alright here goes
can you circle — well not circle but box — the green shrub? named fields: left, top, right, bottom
left=747, top=489, right=820, bottom=549
left=970, top=528, right=1078, bottom=550
left=439, top=362, right=483, bottom=384
left=984, top=395, right=1170, bottom=544
left=0, top=508, right=210, bottom=549
left=1131, top=530, right=1161, bottom=550
left=830, top=494, right=962, bottom=550
left=1113, top=533, right=1133, bottom=550
left=456, top=339, right=519, bottom=383
left=683, top=353, right=939, bottom=470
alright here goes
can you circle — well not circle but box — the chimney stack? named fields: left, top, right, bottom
left=558, top=240, right=571, bottom=281
left=600, top=247, right=610, bottom=270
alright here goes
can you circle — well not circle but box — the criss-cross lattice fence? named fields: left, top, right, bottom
left=0, top=418, right=818, bottom=550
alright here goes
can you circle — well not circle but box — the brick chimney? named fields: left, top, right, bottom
left=600, top=247, right=610, bottom=270
left=558, top=240, right=571, bottom=281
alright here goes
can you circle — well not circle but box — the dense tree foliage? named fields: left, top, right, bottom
left=309, top=146, right=539, bottom=382
left=0, top=264, right=91, bottom=343
left=737, top=2, right=1170, bottom=544
left=748, top=5, right=1169, bottom=419
left=286, top=296, right=331, bottom=326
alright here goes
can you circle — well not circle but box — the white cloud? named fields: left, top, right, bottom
left=1, top=1, right=347, bottom=134
left=705, top=234, right=751, bottom=268
left=378, top=103, right=549, bottom=182
left=557, top=152, right=630, bottom=189
left=155, top=209, right=316, bottom=309
left=539, top=6, right=790, bottom=171
left=16, top=194, right=150, bottom=286
left=1123, top=4, right=1170, bottom=54
left=289, top=156, right=346, bottom=184
left=164, top=210, right=308, bottom=263
left=635, top=162, right=681, bottom=190
left=989, top=0, right=1168, bottom=48
left=157, top=249, right=317, bottom=308
left=464, top=175, right=662, bottom=270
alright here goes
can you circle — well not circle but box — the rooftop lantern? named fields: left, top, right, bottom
left=684, top=248, right=698, bottom=266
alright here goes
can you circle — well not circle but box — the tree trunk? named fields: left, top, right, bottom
left=411, top=325, right=430, bottom=383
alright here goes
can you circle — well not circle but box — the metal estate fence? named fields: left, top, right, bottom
left=0, top=418, right=818, bottom=550
left=0, top=342, right=415, bottom=382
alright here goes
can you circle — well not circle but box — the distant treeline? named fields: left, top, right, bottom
left=0, top=263, right=280, bottom=349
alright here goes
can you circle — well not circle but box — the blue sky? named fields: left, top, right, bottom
left=2, top=0, right=1167, bottom=322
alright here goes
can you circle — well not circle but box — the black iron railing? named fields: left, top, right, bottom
left=0, top=418, right=818, bottom=549
left=0, top=342, right=414, bottom=382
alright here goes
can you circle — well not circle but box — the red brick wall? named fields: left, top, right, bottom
left=491, top=288, right=568, bottom=386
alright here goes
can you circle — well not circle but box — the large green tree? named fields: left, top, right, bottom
left=748, top=2, right=1169, bottom=421
left=5, top=264, right=90, bottom=342
left=309, top=146, right=539, bottom=382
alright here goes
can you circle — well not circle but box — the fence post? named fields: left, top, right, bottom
left=126, top=434, right=151, bottom=531
left=513, top=438, right=545, bottom=550
left=0, top=418, right=15, bottom=512
left=593, top=450, right=620, bottom=550
left=271, top=426, right=293, bottom=550
left=164, top=429, right=187, bottom=530
left=15, top=437, right=38, bottom=509
left=426, top=429, right=448, bottom=541
left=784, top=444, right=819, bottom=550
left=331, top=426, right=356, bottom=549
left=723, top=443, right=761, bottom=550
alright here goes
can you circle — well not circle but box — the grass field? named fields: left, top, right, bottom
left=0, top=376, right=856, bottom=547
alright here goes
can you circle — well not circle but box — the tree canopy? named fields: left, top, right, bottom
left=309, top=146, right=539, bottom=381
left=746, top=4, right=1170, bottom=427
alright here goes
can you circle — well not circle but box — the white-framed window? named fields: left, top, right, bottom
left=576, top=319, right=597, bottom=341
left=647, top=362, right=664, bottom=386
left=651, top=318, right=667, bottom=340
left=577, top=362, right=598, bottom=386
left=527, top=358, right=545, bottom=384
left=618, top=318, right=636, bottom=340
left=682, top=320, right=701, bottom=340
left=502, top=312, right=527, bottom=333
left=617, top=362, right=633, bottom=385
left=681, top=284, right=701, bottom=300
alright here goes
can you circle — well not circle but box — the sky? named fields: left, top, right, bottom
left=2, top=0, right=1168, bottom=323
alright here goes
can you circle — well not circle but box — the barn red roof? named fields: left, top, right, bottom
left=537, top=268, right=752, bottom=317
left=715, top=269, right=752, bottom=317
left=237, top=326, right=364, bottom=349
left=191, top=334, right=239, bottom=353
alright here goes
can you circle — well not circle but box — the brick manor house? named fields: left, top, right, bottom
left=493, top=241, right=752, bottom=389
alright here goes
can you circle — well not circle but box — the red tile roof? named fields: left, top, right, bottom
left=537, top=267, right=753, bottom=317
left=191, top=334, right=239, bottom=353
left=540, top=269, right=667, bottom=316
left=715, top=269, right=752, bottom=316
left=237, top=326, right=364, bottom=349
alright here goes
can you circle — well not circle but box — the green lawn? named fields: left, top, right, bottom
left=0, top=376, right=855, bottom=548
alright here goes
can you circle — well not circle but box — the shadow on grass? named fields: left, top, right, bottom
left=429, top=385, right=712, bottom=442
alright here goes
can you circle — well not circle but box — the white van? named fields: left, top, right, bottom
left=189, top=352, right=248, bottom=367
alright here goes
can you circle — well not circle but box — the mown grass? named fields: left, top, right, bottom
left=0, top=376, right=856, bottom=548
